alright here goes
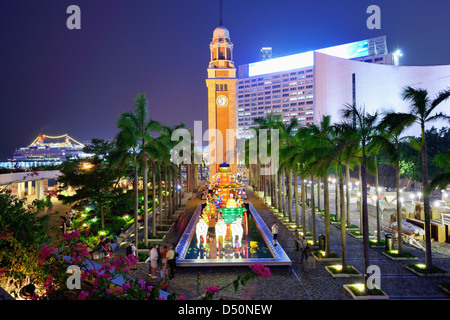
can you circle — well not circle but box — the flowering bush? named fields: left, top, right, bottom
left=197, top=263, right=272, bottom=300
left=0, top=189, right=270, bottom=301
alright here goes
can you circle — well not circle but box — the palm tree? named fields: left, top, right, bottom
left=114, top=111, right=141, bottom=247
left=386, top=86, right=450, bottom=270
left=159, top=123, right=186, bottom=219
left=304, top=115, right=335, bottom=256
left=341, top=104, right=379, bottom=289
left=115, top=94, right=161, bottom=246
left=377, top=111, right=417, bottom=254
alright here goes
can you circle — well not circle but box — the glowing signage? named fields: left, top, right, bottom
left=248, top=39, right=370, bottom=77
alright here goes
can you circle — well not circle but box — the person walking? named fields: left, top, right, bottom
left=126, top=241, right=137, bottom=257
left=60, top=216, right=67, bottom=237
left=149, top=244, right=159, bottom=279
left=300, top=236, right=309, bottom=262
left=160, top=245, right=169, bottom=279
left=167, top=243, right=177, bottom=279
left=271, top=222, right=279, bottom=246
left=294, top=227, right=300, bottom=251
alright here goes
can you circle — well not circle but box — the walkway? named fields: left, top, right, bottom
left=126, top=187, right=450, bottom=300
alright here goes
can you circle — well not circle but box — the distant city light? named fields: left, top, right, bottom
left=248, top=39, right=369, bottom=77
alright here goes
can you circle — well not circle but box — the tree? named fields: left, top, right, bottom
left=115, top=94, right=161, bottom=245
left=82, top=138, right=114, bottom=158
left=390, top=86, right=450, bottom=270
left=304, top=115, right=335, bottom=256
left=113, top=111, right=141, bottom=247
left=341, top=104, right=379, bottom=290
left=378, top=111, right=418, bottom=253
left=58, top=156, right=122, bottom=230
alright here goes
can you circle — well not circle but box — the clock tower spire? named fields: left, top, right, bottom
left=206, top=20, right=237, bottom=178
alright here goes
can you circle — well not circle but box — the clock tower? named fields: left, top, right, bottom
left=206, top=24, right=238, bottom=178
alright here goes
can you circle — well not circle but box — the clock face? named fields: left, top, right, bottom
left=216, top=95, right=228, bottom=107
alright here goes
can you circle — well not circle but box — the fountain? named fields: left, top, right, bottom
left=176, top=163, right=291, bottom=266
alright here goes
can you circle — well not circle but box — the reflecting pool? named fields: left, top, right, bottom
left=176, top=202, right=291, bottom=267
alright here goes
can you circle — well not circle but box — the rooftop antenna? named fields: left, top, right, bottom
left=219, top=0, right=223, bottom=26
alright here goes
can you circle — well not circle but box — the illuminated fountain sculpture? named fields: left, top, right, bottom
left=177, top=162, right=291, bottom=266
left=230, top=215, right=243, bottom=248
left=195, top=215, right=208, bottom=248
left=215, top=217, right=227, bottom=249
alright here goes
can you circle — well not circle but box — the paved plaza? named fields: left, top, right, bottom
left=123, top=186, right=450, bottom=301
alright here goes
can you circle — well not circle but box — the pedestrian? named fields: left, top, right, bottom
left=156, top=244, right=162, bottom=271
left=98, top=238, right=109, bottom=258
left=149, top=244, right=159, bottom=279
left=161, top=246, right=169, bottom=278
left=294, top=227, right=300, bottom=251
left=167, top=243, right=177, bottom=279
left=109, top=236, right=118, bottom=252
left=60, top=216, right=67, bottom=237
left=126, top=240, right=136, bottom=257
left=300, top=236, right=309, bottom=262
left=272, top=222, right=278, bottom=246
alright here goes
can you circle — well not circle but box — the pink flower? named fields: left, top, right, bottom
left=77, top=290, right=89, bottom=300
left=250, top=263, right=271, bottom=279
left=122, top=283, right=131, bottom=292
left=205, top=285, right=220, bottom=294
left=176, top=295, right=186, bottom=300
left=39, top=245, right=56, bottom=263
left=64, top=230, right=81, bottom=240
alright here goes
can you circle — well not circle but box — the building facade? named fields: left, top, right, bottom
left=236, top=36, right=395, bottom=140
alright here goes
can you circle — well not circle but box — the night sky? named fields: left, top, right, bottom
left=1, top=0, right=449, bottom=159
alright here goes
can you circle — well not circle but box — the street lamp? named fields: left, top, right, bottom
left=80, top=162, right=94, bottom=170
left=416, top=192, right=422, bottom=202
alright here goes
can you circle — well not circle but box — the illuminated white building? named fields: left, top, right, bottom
left=236, top=36, right=397, bottom=139
left=314, top=52, right=450, bottom=134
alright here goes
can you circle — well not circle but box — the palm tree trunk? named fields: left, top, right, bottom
left=287, top=169, right=293, bottom=222
left=421, top=125, right=433, bottom=270
left=165, top=166, right=169, bottom=223
left=301, top=173, right=306, bottom=234
left=168, top=167, right=173, bottom=219
left=277, top=172, right=282, bottom=213
left=346, top=160, right=351, bottom=227
left=152, top=165, right=157, bottom=238
left=158, top=165, right=163, bottom=227
left=143, top=159, right=149, bottom=246
left=172, top=164, right=177, bottom=210
left=359, top=163, right=363, bottom=234
left=339, top=164, right=348, bottom=271
left=324, top=173, right=331, bottom=256
left=375, top=155, right=381, bottom=244
left=396, top=156, right=403, bottom=254
left=335, top=165, right=339, bottom=221
left=281, top=170, right=286, bottom=216
left=361, top=154, right=371, bottom=290
left=310, top=174, right=316, bottom=244
left=294, top=169, right=299, bottom=227
left=179, top=164, right=182, bottom=207
left=317, top=178, right=322, bottom=212
left=133, top=162, right=139, bottom=247
left=272, top=172, right=278, bottom=208
left=271, top=172, right=275, bottom=207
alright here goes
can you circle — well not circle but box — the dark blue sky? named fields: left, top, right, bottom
left=1, top=0, right=449, bottom=158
